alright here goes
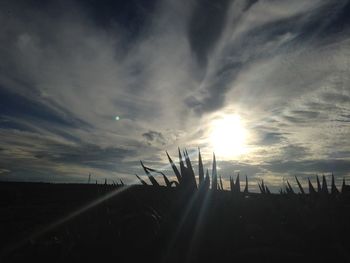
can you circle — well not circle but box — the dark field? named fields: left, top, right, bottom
left=1, top=182, right=350, bottom=263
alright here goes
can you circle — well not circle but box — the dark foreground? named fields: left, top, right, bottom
left=1, top=182, right=350, bottom=263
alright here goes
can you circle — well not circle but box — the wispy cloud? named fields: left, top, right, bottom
left=0, top=0, right=349, bottom=186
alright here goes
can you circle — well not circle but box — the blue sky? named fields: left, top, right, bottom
left=0, top=0, right=349, bottom=191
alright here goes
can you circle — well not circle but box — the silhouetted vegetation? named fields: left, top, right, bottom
left=1, top=149, right=350, bottom=262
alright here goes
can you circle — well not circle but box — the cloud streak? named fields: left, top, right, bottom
left=0, top=0, right=349, bottom=188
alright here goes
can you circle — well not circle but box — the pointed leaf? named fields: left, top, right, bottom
left=287, top=180, right=294, bottom=194
left=261, top=180, right=266, bottom=194
left=316, top=175, right=322, bottom=193
left=219, top=175, right=224, bottom=190
left=135, top=174, right=148, bottom=185
left=142, top=164, right=173, bottom=188
left=322, top=175, right=328, bottom=194
left=198, top=148, right=204, bottom=185
left=230, top=176, right=235, bottom=192
left=163, top=173, right=171, bottom=188
left=234, top=173, right=241, bottom=193
left=204, top=169, right=210, bottom=190
left=140, top=161, right=159, bottom=187
left=244, top=175, right=248, bottom=194
left=331, top=173, right=339, bottom=195
left=308, top=178, right=316, bottom=195
left=184, top=149, right=197, bottom=189
left=212, top=153, right=217, bottom=190
left=178, top=148, right=186, bottom=177
left=265, top=185, right=271, bottom=194
left=166, top=151, right=182, bottom=183
left=295, top=176, right=305, bottom=195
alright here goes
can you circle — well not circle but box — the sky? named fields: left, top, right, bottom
left=0, top=0, right=349, bottom=191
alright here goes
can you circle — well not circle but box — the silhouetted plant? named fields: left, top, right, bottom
left=138, top=147, right=348, bottom=198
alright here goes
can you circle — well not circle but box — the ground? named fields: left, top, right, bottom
left=1, top=182, right=350, bottom=262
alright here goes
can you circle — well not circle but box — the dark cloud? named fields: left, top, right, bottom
left=280, top=145, right=308, bottom=160
left=78, top=0, right=157, bottom=39
left=340, top=114, right=350, bottom=119
left=336, top=118, right=350, bottom=123
left=304, top=102, right=339, bottom=112
left=217, top=160, right=263, bottom=177
left=314, top=1, right=350, bottom=36
left=0, top=87, right=89, bottom=129
left=291, top=110, right=320, bottom=119
left=142, top=130, right=166, bottom=145
left=0, top=131, right=139, bottom=182
left=188, top=0, right=231, bottom=66
left=35, top=143, right=136, bottom=169
left=188, top=0, right=259, bottom=68
left=248, top=2, right=350, bottom=44
left=265, top=159, right=350, bottom=177
left=282, top=110, right=326, bottom=125
left=283, top=110, right=324, bottom=124
left=186, top=1, right=350, bottom=115
left=185, top=61, right=243, bottom=114
left=185, top=18, right=300, bottom=114
left=328, top=151, right=350, bottom=159
left=321, top=92, right=350, bottom=104
left=260, top=132, right=285, bottom=145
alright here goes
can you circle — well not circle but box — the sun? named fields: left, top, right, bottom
left=209, top=114, right=247, bottom=158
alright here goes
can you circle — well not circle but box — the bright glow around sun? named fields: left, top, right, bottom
left=209, top=114, right=247, bottom=158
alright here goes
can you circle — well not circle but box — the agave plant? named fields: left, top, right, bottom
left=258, top=179, right=271, bottom=194
left=295, top=176, right=305, bottom=195
left=137, top=148, right=221, bottom=192
left=137, top=148, right=200, bottom=191
left=230, top=173, right=248, bottom=195
left=137, top=147, right=348, bottom=197
left=308, top=178, right=317, bottom=195
left=331, top=173, right=339, bottom=195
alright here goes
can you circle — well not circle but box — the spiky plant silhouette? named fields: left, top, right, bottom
left=137, top=148, right=349, bottom=197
